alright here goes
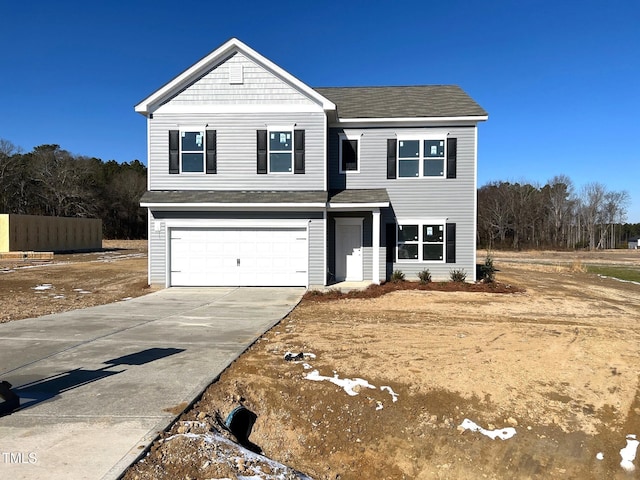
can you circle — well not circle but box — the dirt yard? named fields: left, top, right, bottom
left=3, top=245, right=640, bottom=478
left=123, top=249, right=640, bottom=480
left=0, top=240, right=153, bottom=323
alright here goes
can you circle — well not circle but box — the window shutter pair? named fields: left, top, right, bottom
left=385, top=138, right=457, bottom=179
left=168, top=130, right=216, bottom=174
left=256, top=129, right=305, bottom=174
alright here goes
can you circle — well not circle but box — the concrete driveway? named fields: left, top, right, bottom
left=0, top=287, right=304, bottom=480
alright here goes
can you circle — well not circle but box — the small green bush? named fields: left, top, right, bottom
left=479, top=254, right=496, bottom=283
left=449, top=268, right=467, bottom=282
left=417, top=269, right=432, bottom=284
left=391, top=269, right=405, bottom=283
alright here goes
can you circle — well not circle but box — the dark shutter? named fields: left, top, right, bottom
left=257, top=130, right=267, bottom=174
left=446, top=138, right=457, bottom=179
left=206, top=130, right=216, bottom=174
left=387, top=139, right=397, bottom=179
left=169, top=130, right=179, bottom=174
left=386, top=223, right=396, bottom=263
left=294, top=129, right=305, bottom=174
left=446, top=223, right=456, bottom=263
left=342, top=139, right=358, bottom=171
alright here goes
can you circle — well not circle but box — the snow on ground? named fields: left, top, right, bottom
left=289, top=351, right=399, bottom=408
left=597, top=274, right=640, bottom=286
left=305, top=369, right=376, bottom=396
left=620, top=434, right=639, bottom=472
left=159, top=427, right=313, bottom=480
left=32, top=284, right=52, bottom=291
left=459, top=418, right=517, bottom=440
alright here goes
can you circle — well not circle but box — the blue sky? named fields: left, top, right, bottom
left=1, top=0, right=639, bottom=222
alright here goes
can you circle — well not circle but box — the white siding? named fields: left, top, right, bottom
left=166, top=52, right=315, bottom=106
left=329, top=125, right=478, bottom=281
left=148, top=112, right=325, bottom=190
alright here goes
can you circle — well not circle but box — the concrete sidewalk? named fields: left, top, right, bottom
left=0, top=287, right=304, bottom=480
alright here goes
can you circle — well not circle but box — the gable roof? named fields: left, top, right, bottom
left=135, top=38, right=336, bottom=115
left=314, top=85, right=487, bottom=120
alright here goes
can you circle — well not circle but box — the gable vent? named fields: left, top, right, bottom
left=229, top=64, right=243, bottom=84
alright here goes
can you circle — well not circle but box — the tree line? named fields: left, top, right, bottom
left=0, top=139, right=147, bottom=239
left=2, top=138, right=638, bottom=248
left=478, top=175, right=639, bottom=250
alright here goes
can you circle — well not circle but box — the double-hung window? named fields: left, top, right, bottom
left=168, top=129, right=216, bottom=175
left=181, top=130, right=205, bottom=173
left=397, top=137, right=446, bottom=178
left=397, top=222, right=445, bottom=262
left=269, top=129, right=293, bottom=173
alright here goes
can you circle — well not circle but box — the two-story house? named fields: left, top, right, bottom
left=135, top=38, right=488, bottom=288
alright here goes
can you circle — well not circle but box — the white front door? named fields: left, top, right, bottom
left=335, top=218, right=363, bottom=282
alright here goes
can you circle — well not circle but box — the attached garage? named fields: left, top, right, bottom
left=169, top=226, right=308, bottom=287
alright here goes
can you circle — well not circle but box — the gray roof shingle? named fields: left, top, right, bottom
left=141, top=189, right=391, bottom=206
left=140, top=190, right=327, bottom=204
left=314, top=85, right=487, bottom=119
left=328, top=189, right=389, bottom=204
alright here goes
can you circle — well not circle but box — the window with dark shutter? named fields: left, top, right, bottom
left=206, top=130, right=216, bottom=174
left=387, top=139, right=397, bottom=179
left=169, top=130, right=179, bottom=174
left=257, top=130, right=267, bottom=174
left=294, top=129, right=305, bottom=174
left=341, top=139, right=358, bottom=172
left=446, top=138, right=457, bottom=179
left=446, top=223, right=456, bottom=263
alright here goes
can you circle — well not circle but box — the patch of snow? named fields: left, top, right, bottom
left=163, top=430, right=313, bottom=479
left=375, top=401, right=383, bottom=411
left=52, top=295, right=65, bottom=299
left=73, top=288, right=91, bottom=294
left=620, top=434, right=639, bottom=472
left=120, top=297, right=133, bottom=301
left=381, top=386, right=399, bottom=402
left=33, top=284, right=53, bottom=291
left=305, top=369, right=375, bottom=396
left=302, top=363, right=313, bottom=370
left=598, top=274, right=640, bottom=286
left=459, top=418, right=516, bottom=440
left=596, top=452, right=604, bottom=460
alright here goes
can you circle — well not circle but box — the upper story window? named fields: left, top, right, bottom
left=269, top=130, right=293, bottom=173
left=168, top=129, right=216, bottom=175
left=257, top=128, right=305, bottom=175
left=339, top=134, right=359, bottom=173
left=398, top=138, right=445, bottom=178
left=181, top=131, right=205, bottom=172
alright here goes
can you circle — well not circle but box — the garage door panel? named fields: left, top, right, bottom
left=170, top=227, right=308, bottom=287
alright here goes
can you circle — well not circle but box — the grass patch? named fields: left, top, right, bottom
left=586, top=266, right=640, bottom=283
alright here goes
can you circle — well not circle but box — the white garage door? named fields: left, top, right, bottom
left=169, top=227, right=308, bottom=286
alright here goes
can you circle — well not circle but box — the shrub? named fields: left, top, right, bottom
left=417, top=269, right=432, bottom=284
left=390, top=269, right=405, bottom=283
left=449, top=268, right=467, bottom=282
left=479, top=254, right=496, bottom=283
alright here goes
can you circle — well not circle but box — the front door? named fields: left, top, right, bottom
left=335, top=218, right=363, bottom=282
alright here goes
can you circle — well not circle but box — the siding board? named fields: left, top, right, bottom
left=328, top=126, right=478, bottom=281
left=149, top=112, right=325, bottom=190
